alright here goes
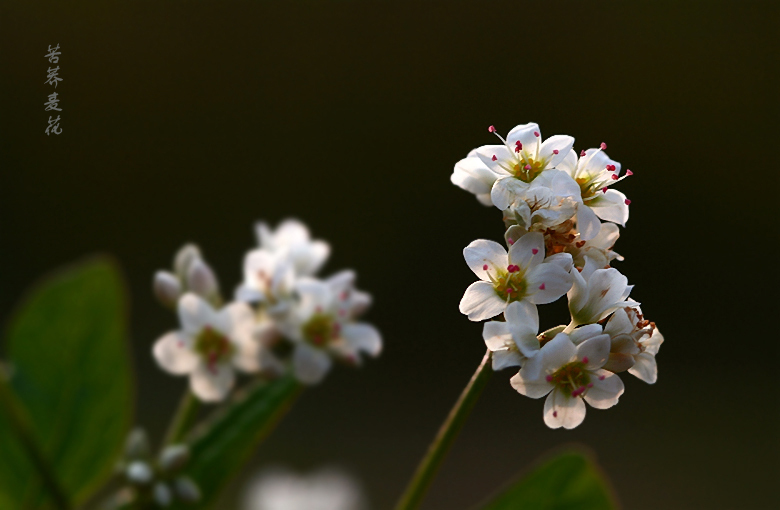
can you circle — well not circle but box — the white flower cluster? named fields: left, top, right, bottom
left=152, top=220, right=382, bottom=401
left=453, top=122, right=663, bottom=429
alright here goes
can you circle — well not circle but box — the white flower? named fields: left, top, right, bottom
left=482, top=301, right=541, bottom=370
left=280, top=278, right=381, bottom=385
left=567, top=258, right=639, bottom=327
left=558, top=145, right=632, bottom=226
left=459, top=233, right=573, bottom=321
left=242, top=467, right=367, bottom=510
left=510, top=332, right=624, bottom=429
left=153, top=293, right=266, bottom=402
left=235, top=249, right=295, bottom=314
left=256, top=219, right=330, bottom=277
left=572, top=222, right=623, bottom=268
left=602, top=307, right=664, bottom=383
left=451, top=150, right=500, bottom=206
left=497, top=169, right=580, bottom=231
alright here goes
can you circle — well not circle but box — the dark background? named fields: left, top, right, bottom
left=1, top=1, right=777, bottom=509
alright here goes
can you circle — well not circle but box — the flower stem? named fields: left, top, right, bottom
left=394, top=349, right=493, bottom=510
left=163, top=390, right=200, bottom=445
left=0, top=376, right=71, bottom=509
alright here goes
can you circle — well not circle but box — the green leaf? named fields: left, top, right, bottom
left=0, top=257, right=133, bottom=509
left=479, top=450, right=618, bottom=510
left=173, top=375, right=301, bottom=509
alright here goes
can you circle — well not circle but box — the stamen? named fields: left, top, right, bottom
left=534, top=131, right=540, bottom=137
left=580, top=150, right=587, bottom=157
left=553, top=149, right=559, bottom=154
left=611, top=174, right=618, bottom=180
left=626, top=169, right=633, bottom=176
left=546, top=375, right=553, bottom=382
left=582, top=357, right=589, bottom=364
left=600, top=142, right=607, bottom=150
left=483, top=264, right=489, bottom=270
left=587, top=382, right=594, bottom=388
left=524, top=164, right=531, bottom=170
left=599, top=375, right=606, bottom=380
left=539, top=283, right=546, bottom=290
left=602, top=187, right=608, bottom=193
left=625, top=199, right=631, bottom=205
left=553, top=411, right=558, bottom=418
left=488, top=125, right=496, bottom=133
left=532, top=248, right=539, bottom=254
left=492, top=155, right=497, bottom=161
left=507, top=239, right=515, bottom=245
left=606, top=164, right=616, bottom=171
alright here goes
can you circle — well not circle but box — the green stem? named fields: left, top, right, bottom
left=0, top=376, right=71, bottom=509
left=394, top=349, right=493, bottom=510
left=163, top=390, right=200, bottom=445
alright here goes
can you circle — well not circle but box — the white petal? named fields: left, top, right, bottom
left=583, top=369, right=624, bottom=409
left=509, top=232, right=545, bottom=270
left=451, top=156, right=497, bottom=198
left=602, top=352, right=635, bottom=373
left=540, top=333, right=577, bottom=373
left=539, top=135, right=575, bottom=168
left=526, top=263, right=573, bottom=305
left=297, top=240, right=330, bottom=276
left=577, top=204, right=602, bottom=241
left=544, top=390, right=586, bottom=429
left=569, top=324, right=603, bottom=345
left=153, top=332, right=198, bottom=375
left=341, top=323, right=382, bottom=357
left=177, top=293, right=215, bottom=335
left=556, top=149, right=578, bottom=175
left=506, top=123, right=541, bottom=155
left=190, top=363, right=235, bottom=402
left=604, top=307, right=633, bottom=337
left=491, top=176, right=529, bottom=211
left=293, top=344, right=333, bottom=385
left=543, top=252, right=573, bottom=271
left=590, top=189, right=629, bottom=226
left=492, top=350, right=524, bottom=370
left=628, top=352, right=658, bottom=383
left=474, top=144, right=515, bottom=176
left=576, top=334, right=611, bottom=370
left=510, top=365, right=553, bottom=399
left=218, top=301, right=254, bottom=339
left=504, top=301, right=540, bottom=357
left=482, top=321, right=510, bottom=351
left=463, top=239, right=508, bottom=280
left=459, top=281, right=505, bottom=321
left=273, top=219, right=311, bottom=246
left=585, top=268, right=629, bottom=321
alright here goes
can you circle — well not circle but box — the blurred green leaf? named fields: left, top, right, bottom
left=173, top=375, right=301, bottom=509
left=0, top=257, right=133, bottom=509
left=479, top=450, right=618, bottom=510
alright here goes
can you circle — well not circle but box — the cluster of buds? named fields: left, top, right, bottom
left=152, top=219, right=382, bottom=401
left=117, top=429, right=200, bottom=507
left=452, top=123, right=663, bottom=429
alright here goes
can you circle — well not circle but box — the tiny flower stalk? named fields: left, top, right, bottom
left=394, top=350, right=493, bottom=510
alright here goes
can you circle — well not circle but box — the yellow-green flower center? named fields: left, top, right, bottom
left=513, top=156, right=547, bottom=183
left=491, top=267, right=528, bottom=302
left=302, top=313, right=339, bottom=347
left=194, top=326, right=234, bottom=365
left=548, top=361, right=591, bottom=397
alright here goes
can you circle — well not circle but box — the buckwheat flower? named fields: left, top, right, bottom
left=510, top=332, right=624, bottom=429
left=459, top=232, right=573, bottom=321
left=602, top=307, right=664, bottom=383
left=242, top=467, right=367, bottom=510
left=154, top=244, right=222, bottom=307
left=256, top=219, right=330, bottom=277
left=482, top=300, right=540, bottom=370
left=558, top=147, right=631, bottom=226
left=567, top=258, right=639, bottom=327
left=236, top=249, right=296, bottom=315
left=153, top=293, right=265, bottom=402
left=280, top=277, right=381, bottom=384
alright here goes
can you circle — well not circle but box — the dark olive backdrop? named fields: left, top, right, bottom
left=1, top=1, right=777, bottom=509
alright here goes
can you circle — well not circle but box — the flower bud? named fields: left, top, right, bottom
left=153, top=271, right=182, bottom=308
left=174, top=244, right=202, bottom=280
left=124, top=428, right=151, bottom=459
left=187, top=258, right=219, bottom=300
left=126, top=461, right=153, bottom=485
left=159, top=444, right=190, bottom=474
left=153, top=482, right=173, bottom=507
left=174, top=476, right=201, bottom=502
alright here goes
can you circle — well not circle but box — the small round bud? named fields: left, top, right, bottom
left=153, top=482, right=173, bottom=507
left=126, top=461, right=153, bottom=485
left=159, top=444, right=190, bottom=474
left=153, top=271, right=182, bottom=308
left=187, top=259, right=219, bottom=299
left=124, top=428, right=151, bottom=458
left=174, top=476, right=202, bottom=503
left=174, top=244, right=202, bottom=279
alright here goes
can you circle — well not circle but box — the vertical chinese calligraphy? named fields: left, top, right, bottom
left=44, top=44, right=62, bottom=136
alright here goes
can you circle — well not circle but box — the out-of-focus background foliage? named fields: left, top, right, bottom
left=1, top=1, right=776, bottom=508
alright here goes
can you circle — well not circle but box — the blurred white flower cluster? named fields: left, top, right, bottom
left=242, top=467, right=368, bottom=510
left=152, top=220, right=382, bottom=401
left=453, top=123, right=663, bottom=429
